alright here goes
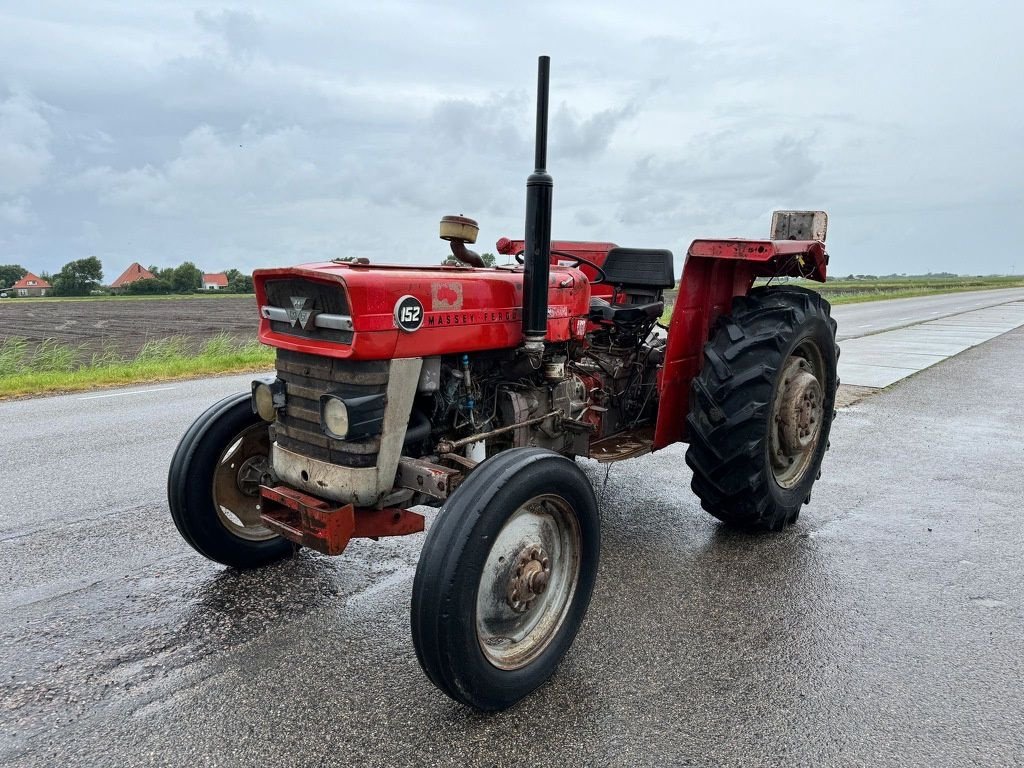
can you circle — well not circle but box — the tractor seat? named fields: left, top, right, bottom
left=601, top=247, right=675, bottom=289
left=589, top=297, right=664, bottom=325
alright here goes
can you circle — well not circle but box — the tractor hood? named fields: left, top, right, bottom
left=253, top=261, right=590, bottom=360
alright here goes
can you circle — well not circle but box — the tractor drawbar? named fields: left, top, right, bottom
left=522, top=55, right=554, bottom=363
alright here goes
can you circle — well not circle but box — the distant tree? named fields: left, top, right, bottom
left=225, top=269, right=254, bottom=293
left=170, top=261, right=202, bottom=293
left=441, top=251, right=497, bottom=267
left=0, top=264, right=27, bottom=288
left=51, top=256, right=104, bottom=296
left=124, top=277, right=173, bottom=295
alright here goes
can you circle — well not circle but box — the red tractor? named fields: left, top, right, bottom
left=168, top=57, right=838, bottom=711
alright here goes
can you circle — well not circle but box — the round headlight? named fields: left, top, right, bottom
left=322, top=397, right=349, bottom=439
left=253, top=382, right=276, bottom=422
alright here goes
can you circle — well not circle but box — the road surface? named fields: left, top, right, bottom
left=829, top=286, right=1024, bottom=340
left=2, top=294, right=1023, bottom=766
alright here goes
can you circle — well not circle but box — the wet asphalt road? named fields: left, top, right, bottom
left=829, top=286, right=1024, bottom=340
left=2, top=332, right=1024, bottom=765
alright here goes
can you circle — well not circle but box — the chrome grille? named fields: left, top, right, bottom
left=263, top=278, right=353, bottom=344
left=271, top=349, right=388, bottom=467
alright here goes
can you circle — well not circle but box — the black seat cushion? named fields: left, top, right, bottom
left=589, top=297, right=664, bottom=325
left=602, top=248, right=675, bottom=289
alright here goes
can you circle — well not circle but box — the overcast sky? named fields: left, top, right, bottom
left=1, top=1, right=1021, bottom=280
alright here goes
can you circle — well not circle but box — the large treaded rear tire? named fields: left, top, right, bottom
left=685, top=286, right=839, bottom=531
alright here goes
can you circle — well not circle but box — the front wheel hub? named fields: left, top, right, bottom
left=507, top=545, right=552, bottom=613
left=236, top=455, right=275, bottom=496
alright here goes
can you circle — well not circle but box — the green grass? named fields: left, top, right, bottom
left=0, top=333, right=274, bottom=398
left=783, top=274, right=1024, bottom=305
left=662, top=275, right=1024, bottom=322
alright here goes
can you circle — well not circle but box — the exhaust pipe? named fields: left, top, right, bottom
left=522, top=55, right=553, bottom=362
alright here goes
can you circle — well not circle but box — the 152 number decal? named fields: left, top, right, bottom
left=394, top=296, right=425, bottom=332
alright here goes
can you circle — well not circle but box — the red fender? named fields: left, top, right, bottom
left=653, top=239, right=828, bottom=450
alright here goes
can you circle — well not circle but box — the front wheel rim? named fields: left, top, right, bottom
left=475, top=494, right=582, bottom=671
left=212, top=423, right=278, bottom=542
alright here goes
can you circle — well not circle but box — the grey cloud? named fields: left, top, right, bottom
left=618, top=125, right=824, bottom=235
left=552, top=102, right=638, bottom=160
left=0, top=196, right=33, bottom=226
left=0, top=1, right=1021, bottom=277
left=194, top=8, right=266, bottom=58
left=0, top=91, right=53, bottom=195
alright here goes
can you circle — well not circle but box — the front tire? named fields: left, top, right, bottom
left=411, top=448, right=600, bottom=711
left=168, top=393, right=296, bottom=568
left=685, top=286, right=839, bottom=531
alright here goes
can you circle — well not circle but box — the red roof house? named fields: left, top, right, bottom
left=202, top=273, right=229, bottom=290
left=11, top=272, right=52, bottom=297
left=111, top=262, right=156, bottom=289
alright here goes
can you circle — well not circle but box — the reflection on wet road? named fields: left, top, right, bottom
left=2, top=330, right=1022, bottom=767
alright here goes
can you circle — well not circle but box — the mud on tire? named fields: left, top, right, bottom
left=685, top=286, right=839, bottom=531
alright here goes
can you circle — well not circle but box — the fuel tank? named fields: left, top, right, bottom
left=253, top=262, right=591, bottom=360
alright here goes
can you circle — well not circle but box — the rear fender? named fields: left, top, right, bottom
left=653, top=239, right=828, bottom=450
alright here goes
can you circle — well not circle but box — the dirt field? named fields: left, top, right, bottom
left=0, top=296, right=258, bottom=358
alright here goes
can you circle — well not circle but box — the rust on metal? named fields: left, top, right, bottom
left=259, top=485, right=424, bottom=556
left=588, top=425, right=655, bottom=463
left=395, top=456, right=462, bottom=500
left=352, top=507, right=425, bottom=539
left=770, top=355, right=825, bottom=489
left=506, top=544, right=552, bottom=613
left=434, top=411, right=559, bottom=455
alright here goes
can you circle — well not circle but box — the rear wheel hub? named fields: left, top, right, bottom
left=770, top=354, right=825, bottom=489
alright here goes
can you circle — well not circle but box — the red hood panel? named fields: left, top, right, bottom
left=254, top=262, right=591, bottom=360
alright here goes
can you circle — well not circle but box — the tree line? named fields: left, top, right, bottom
left=123, top=263, right=254, bottom=295
left=0, top=259, right=254, bottom=296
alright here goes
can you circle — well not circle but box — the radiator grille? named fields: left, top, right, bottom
left=271, top=349, right=388, bottom=467
left=263, top=278, right=352, bottom=344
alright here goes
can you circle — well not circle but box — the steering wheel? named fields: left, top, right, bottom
left=514, top=250, right=607, bottom=285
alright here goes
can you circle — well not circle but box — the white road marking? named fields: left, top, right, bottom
left=858, top=324, right=873, bottom=328
left=78, top=386, right=178, bottom=400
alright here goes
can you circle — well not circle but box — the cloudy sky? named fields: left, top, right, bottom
left=0, top=1, right=1021, bottom=281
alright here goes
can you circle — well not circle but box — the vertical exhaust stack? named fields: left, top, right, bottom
left=522, top=55, right=553, bottom=362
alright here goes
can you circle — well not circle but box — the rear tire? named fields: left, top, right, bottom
left=685, top=286, right=839, bottom=531
left=411, top=448, right=600, bottom=711
left=168, top=393, right=296, bottom=568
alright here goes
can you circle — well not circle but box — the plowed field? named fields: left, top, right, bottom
left=0, top=296, right=257, bottom=358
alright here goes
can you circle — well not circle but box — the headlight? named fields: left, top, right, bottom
left=321, top=396, right=349, bottom=439
left=319, top=392, right=386, bottom=440
left=251, top=378, right=285, bottom=422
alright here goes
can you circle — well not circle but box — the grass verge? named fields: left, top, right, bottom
left=661, top=276, right=1024, bottom=321
left=791, top=275, right=1024, bottom=305
left=0, top=334, right=274, bottom=399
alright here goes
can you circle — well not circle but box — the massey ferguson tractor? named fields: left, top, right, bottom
left=168, top=57, right=838, bottom=711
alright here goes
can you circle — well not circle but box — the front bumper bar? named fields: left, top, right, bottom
left=259, top=485, right=425, bottom=556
